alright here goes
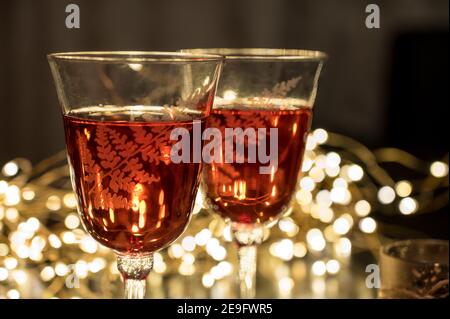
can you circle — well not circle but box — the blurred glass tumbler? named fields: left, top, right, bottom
left=380, top=239, right=449, bottom=298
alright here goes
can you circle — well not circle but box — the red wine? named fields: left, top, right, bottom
left=63, top=106, right=204, bottom=253
left=202, top=107, right=312, bottom=225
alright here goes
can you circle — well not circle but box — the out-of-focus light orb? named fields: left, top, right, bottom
left=324, top=225, right=339, bottom=242
left=206, top=238, right=220, bottom=255
left=318, top=207, right=334, bottom=223
left=169, top=243, right=184, bottom=258
left=5, top=185, right=21, bottom=206
left=202, top=273, right=215, bottom=288
left=325, top=165, right=340, bottom=177
left=46, top=195, right=62, bottom=211
left=309, top=167, right=325, bottom=182
left=359, top=217, right=377, bottom=233
left=354, top=200, right=371, bottom=217
left=0, top=180, right=8, bottom=193
left=326, top=259, right=340, bottom=274
left=63, top=193, right=78, bottom=208
left=305, top=136, right=317, bottom=151
left=182, top=253, right=195, bottom=265
left=27, top=217, right=40, bottom=232
left=316, top=190, right=332, bottom=207
left=2, top=162, right=19, bottom=176
left=299, top=176, right=315, bottom=191
left=5, top=208, right=19, bottom=222
left=330, top=188, right=351, bottom=205
left=89, top=258, right=106, bottom=273
left=399, top=197, right=418, bottom=215
left=306, top=229, right=326, bottom=252
left=279, top=277, right=294, bottom=293
left=296, top=189, right=312, bottom=206
left=55, top=263, right=69, bottom=276
left=312, top=261, right=327, bottom=276
left=16, top=245, right=29, bottom=259
left=326, top=152, right=341, bottom=167
left=22, top=188, right=35, bottom=201
left=313, top=128, right=328, bottom=144
left=333, top=178, right=348, bottom=189
left=80, top=235, right=98, bottom=253
left=211, top=246, right=227, bottom=261
left=333, top=216, right=351, bottom=235
left=40, top=266, right=55, bottom=281
left=278, top=217, right=299, bottom=236
left=0, top=243, right=9, bottom=256
left=61, top=231, right=76, bottom=244
left=271, top=239, right=294, bottom=261
left=181, top=236, right=196, bottom=252
left=48, top=234, right=62, bottom=248
left=378, top=186, right=396, bottom=204
left=430, top=161, right=448, bottom=178
left=301, top=157, right=314, bottom=172
left=293, top=242, right=307, bottom=258
left=395, top=180, right=412, bottom=197
left=65, top=213, right=80, bottom=230
left=0, top=267, right=8, bottom=281
left=222, top=224, right=233, bottom=242
left=347, top=164, right=364, bottom=181
left=195, top=229, right=212, bottom=246
left=334, top=237, right=352, bottom=257
left=314, top=155, right=327, bottom=169
left=4, top=257, right=18, bottom=270
left=217, top=261, right=233, bottom=277
left=7, top=289, right=20, bottom=299
left=75, top=260, right=89, bottom=278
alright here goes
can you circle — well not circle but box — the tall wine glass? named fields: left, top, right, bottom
left=48, top=52, right=222, bottom=298
left=183, top=48, right=326, bottom=298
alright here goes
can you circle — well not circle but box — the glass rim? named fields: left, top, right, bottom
left=181, top=48, right=328, bottom=61
left=380, top=239, right=449, bottom=266
left=47, top=51, right=224, bottom=63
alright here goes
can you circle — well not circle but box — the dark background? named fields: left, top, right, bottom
left=0, top=0, right=448, bottom=237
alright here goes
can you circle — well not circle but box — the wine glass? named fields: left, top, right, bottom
left=48, top=51, right=222, bottom=298
left=182, top=48, right=326, bottom=298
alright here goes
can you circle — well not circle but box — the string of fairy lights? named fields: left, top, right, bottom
left=0, top=128, right=448, bottom=298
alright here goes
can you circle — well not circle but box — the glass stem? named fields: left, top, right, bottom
left=232, top=223, right=264, bottom=299
left=117, top=253, right=153, bottom=299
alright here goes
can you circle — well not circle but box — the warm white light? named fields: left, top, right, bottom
left=46, top=195, right=61, bottom=211
left=278, top=217, right=299, bottom=236
left=399, top=197, right=418, bottom=215
left=326, top=152, right=341, bottom=167
left=211, top=246, right=227, bottom=261
left=2, top=162, right=19, bottom=176
left=354, top=200, right=371, bottom=217
left=22, top=188, right=35, bottom=201
left=334, top=238, right=352, bottom=257
left=296, top=189, right=312, bottom=205
left=378, top=186, right=396, bottom=204
left=195, top=229, right=212, bottom=246
left=27, top=217, right=40, bottom=232
left=430, top=161, right=448, bottom=178
left=4, top=257, right=18, bottom=269
left=0, top=267, right=8, bottom=281
left=278, top=277, right=294, bottom=294
left=333, top=178, right=348, bottom=189
left=293, top=242, right=307, bottom=258
left=5, top=185, right=20, bottom=206
left=347, top=164, right=364, bottom=181
left=40, top=266, right=55, bottom=281
left=299, top=176, right=315, bottom=191
left=202, top=273, right=215, bottom=288
left=306, top=229, right=326, bottom=252
left=306, top=136, right=317, bottom=151
left=63, top=193, right=78, bottom=208
left=316, top=190, right=332, bottom=207
left=48, top=234, right=62, bottom=248
left=55, top=263, right=69, bottom=276
left=312, top=261, right=326, bottom=276
left=61, top=231, right=76, bottom=244
left=271, top=239, right=294, bottom=260
left=65, top=214, right=80, bottom=229
left=5, top=208, right=19, bottom=222
left=359, top=217, right=377, bottom=233
left=0, top=243, right=9, bottom=256
left=169, top=243, right=184, bottom=258
left=330, top=188, right=351, bottom=205
left=7, top=289, right=20, bottom=299
left=181, top=236, right=196, bottom=252
left=313, top=128, right=328, bottom=144
left=182, top=253, right=195, bottom=265
left=80, top=236, right=98, bottom=253
left=326, top=259, right=340, bottom=274
left=309, top=167, right=325, bottom=182
left=0, top=180, right=8, bottom=193
left=395, top=180, right=412, bottom=197
left=12, top=270, right=27, bottom=284
left=333, top=216, right=351, bottom=235
left=89, top=258, right=106, bottom=273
